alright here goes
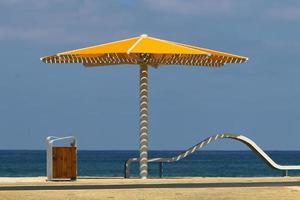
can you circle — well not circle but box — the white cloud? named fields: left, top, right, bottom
left=0, top=0, right=135, bottom=44
left=0, top=27, right=60, bottom=40
left=142, top=0, right=237, bottom=15
left=266, top=6, right=300, bottom=21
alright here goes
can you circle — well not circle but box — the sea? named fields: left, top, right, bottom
left=0, top=150, right=300, bottom=177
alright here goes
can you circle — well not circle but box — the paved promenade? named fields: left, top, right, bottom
left=0, top=177, right=299, bottom=200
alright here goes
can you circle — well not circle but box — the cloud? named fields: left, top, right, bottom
left=0, top=0, right=135, bottom=44
left=142, top=0, right=237, bottom=15
left=0, top=26, right=61, bottom=40
left=266, top=6, right=300, bottom=21
left=1, top=0, right=299, bottom=47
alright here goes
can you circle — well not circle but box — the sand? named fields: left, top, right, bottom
left=0, top=177, right=300, bottom=200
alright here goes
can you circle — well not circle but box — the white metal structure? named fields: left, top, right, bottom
left=46, top=136, right=76, bottom=181
left=125, top=133, right=300, bottom=178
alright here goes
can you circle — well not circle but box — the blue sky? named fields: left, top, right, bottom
left=1, top=0, right=300, bottom=150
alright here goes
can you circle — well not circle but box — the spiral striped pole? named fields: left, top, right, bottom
left=139, top=64, right=148, bottom=179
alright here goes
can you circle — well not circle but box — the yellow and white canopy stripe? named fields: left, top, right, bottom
left=41, top=53, right=228, bottom=67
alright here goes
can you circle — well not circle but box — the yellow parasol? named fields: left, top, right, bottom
left=41, top=34, right=248, bottom=179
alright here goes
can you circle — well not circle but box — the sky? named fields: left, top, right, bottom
left=1, top=0, right=300, bottom=150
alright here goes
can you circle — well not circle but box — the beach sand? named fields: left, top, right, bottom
left=0, top=177, right=299, bottom=200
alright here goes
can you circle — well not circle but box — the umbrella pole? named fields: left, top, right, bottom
left=139, top=64, right=148, bottom=179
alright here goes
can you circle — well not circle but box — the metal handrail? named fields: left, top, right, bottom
left=124, top=133, right=300, bottom=178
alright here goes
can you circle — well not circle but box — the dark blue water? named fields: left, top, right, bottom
left=0, top=150, right=300, bottom=177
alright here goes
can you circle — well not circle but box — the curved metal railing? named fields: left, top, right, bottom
left=124, top=133, right=300, bottom=178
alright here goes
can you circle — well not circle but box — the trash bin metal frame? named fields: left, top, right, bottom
left=46, top=136, right=76, bottom=181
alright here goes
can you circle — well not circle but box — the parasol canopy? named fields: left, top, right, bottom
left=41, top=34, right=247, bottom=67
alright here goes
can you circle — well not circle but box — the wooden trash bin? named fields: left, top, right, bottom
left=52, top=147, right=77, bottom=179
left=46, top=136, right=77, bottom=181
